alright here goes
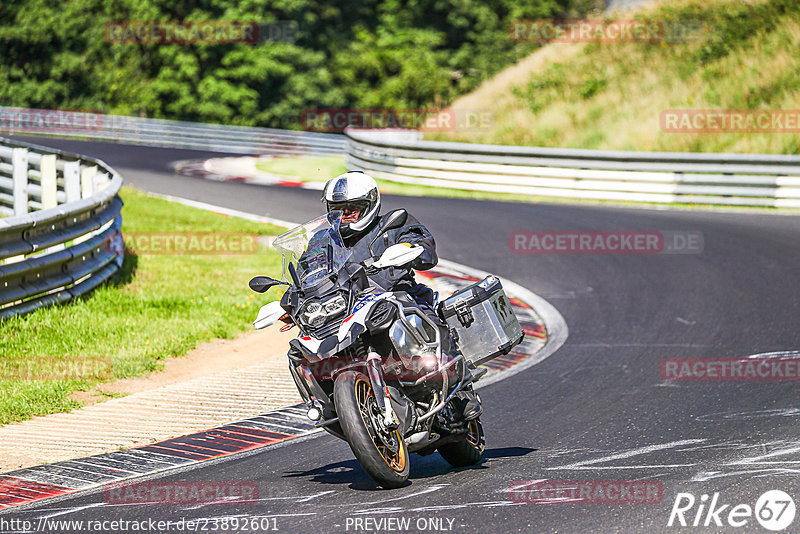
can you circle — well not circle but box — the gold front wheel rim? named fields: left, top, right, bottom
left=355, top=378, right=407, bottom=472
left=465, top=419, right=482, bottom=448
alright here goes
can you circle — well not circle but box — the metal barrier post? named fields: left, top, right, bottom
left=12, top=148, right=28, bottom=215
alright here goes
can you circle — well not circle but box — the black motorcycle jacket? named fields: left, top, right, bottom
left=344, top=210, right=438, bottom=294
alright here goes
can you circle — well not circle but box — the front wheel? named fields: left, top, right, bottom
left=438, top=418, right=485, bottom=467
left=334, top=370, right=410, bottom=488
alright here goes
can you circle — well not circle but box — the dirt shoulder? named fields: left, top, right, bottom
left=0, top=326, right=299, bottom=473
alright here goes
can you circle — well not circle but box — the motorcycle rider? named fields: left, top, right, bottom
left=321, top=170, right=481, bottom=420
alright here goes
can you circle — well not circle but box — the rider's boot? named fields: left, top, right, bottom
left=454, top=367, right=482, bottom=421
left=456, top=390, right=482, bottom=421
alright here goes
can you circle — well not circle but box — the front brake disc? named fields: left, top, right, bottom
left=368, top=400, right=400, bottom=454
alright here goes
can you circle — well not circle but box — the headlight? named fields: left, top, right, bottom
left=300, top=294, right=348, bottom=328
left=303, top=302, right=324, bottom=326
left=324, top=295, right=347, bottom=314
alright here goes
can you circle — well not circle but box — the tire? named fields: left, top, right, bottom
left=334, top=370, right=410, bottom=489
left=438, top=418, right=485, bottom=467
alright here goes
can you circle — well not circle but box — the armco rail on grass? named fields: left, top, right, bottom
left=344, top=128, right=800, bottom=208
left=0, top=137, right=124, bottom=319
left=0, top=107, right=345, bottom=156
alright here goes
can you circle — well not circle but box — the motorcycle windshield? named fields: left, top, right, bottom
left=272, top=211, right=351, bottom=290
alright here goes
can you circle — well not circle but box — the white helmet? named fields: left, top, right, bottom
left=322, top=171, right=380, bottom=238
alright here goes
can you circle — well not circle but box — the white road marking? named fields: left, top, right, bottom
left=673, top=440, right=751, bottom=452
left=546, top=439, right=705, bottom=470
left=507, top=480, right=547, bottom=492
left=351, top=507, right=405, bottom=515
left=747, top=350, right=800, bottom=359
left=297, top=490, right=337, bottom=502
left=693, top=468, right=800, bottom=482
left=360, top=484, right=449, bottom=506
left=696, top=409, right=800, bottom=422
left=179, top=490, right=337, bottom=511
left=559, top=464, right=698, bottom=470
left=33, top=502, right=104, bottom=520
left=727, top=443, right=800, bottom=465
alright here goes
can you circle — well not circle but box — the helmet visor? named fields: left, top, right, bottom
left=327, top=200, right=370, bottom=224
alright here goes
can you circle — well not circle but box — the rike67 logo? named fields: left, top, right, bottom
left=668, top=490, right=796, bottom=531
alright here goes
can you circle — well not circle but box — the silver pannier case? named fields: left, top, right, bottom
left=438, top=275, right=525, bottom=366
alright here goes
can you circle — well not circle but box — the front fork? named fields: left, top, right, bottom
left=367, top=350, right=398, bottom=430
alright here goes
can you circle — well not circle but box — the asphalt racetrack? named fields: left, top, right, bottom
left=4, top=137, right=800, bottom=533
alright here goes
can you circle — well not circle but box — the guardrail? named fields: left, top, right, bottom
left=0, top=107, right=346, bottom=155
left=0, top=137, right=124, bottom=320
left=345, top=129, right=800, bottom=208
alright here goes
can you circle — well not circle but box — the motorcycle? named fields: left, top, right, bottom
left=249, top=209, right=524, bottom=488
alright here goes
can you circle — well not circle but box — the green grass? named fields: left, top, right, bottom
left=256, top=155, right=347, bottom=182
left=0, top=187, right=286, bottom=425
left=433, top=0, right=800, bottom=154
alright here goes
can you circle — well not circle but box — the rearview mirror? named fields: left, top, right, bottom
left=368, top=209, right=408, bottom=256
left=379, top=209, right=408, bottom=233
left=249, top=276, right=284, bottom=293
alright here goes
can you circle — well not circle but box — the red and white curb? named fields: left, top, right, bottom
left=174, top=158, right=325, bottom=191
left=0, top=406, right=317, bottom=510
left=0, top=198, right=567, bottom=512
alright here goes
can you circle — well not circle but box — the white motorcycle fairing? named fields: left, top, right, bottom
left=337, top=292, right=393, bottom=342
left=294, top=292, right=393, bottom=356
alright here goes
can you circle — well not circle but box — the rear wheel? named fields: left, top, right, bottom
left=334, top=370, right=410, bottom=488
left=438, top=418, right=485, bottom=467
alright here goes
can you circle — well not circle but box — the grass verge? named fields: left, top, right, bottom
left=0, top=187, right=286, bottom=425
left=256, top=155, right=347, bottom=182
left=435, top=0, right=800, bottom=154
